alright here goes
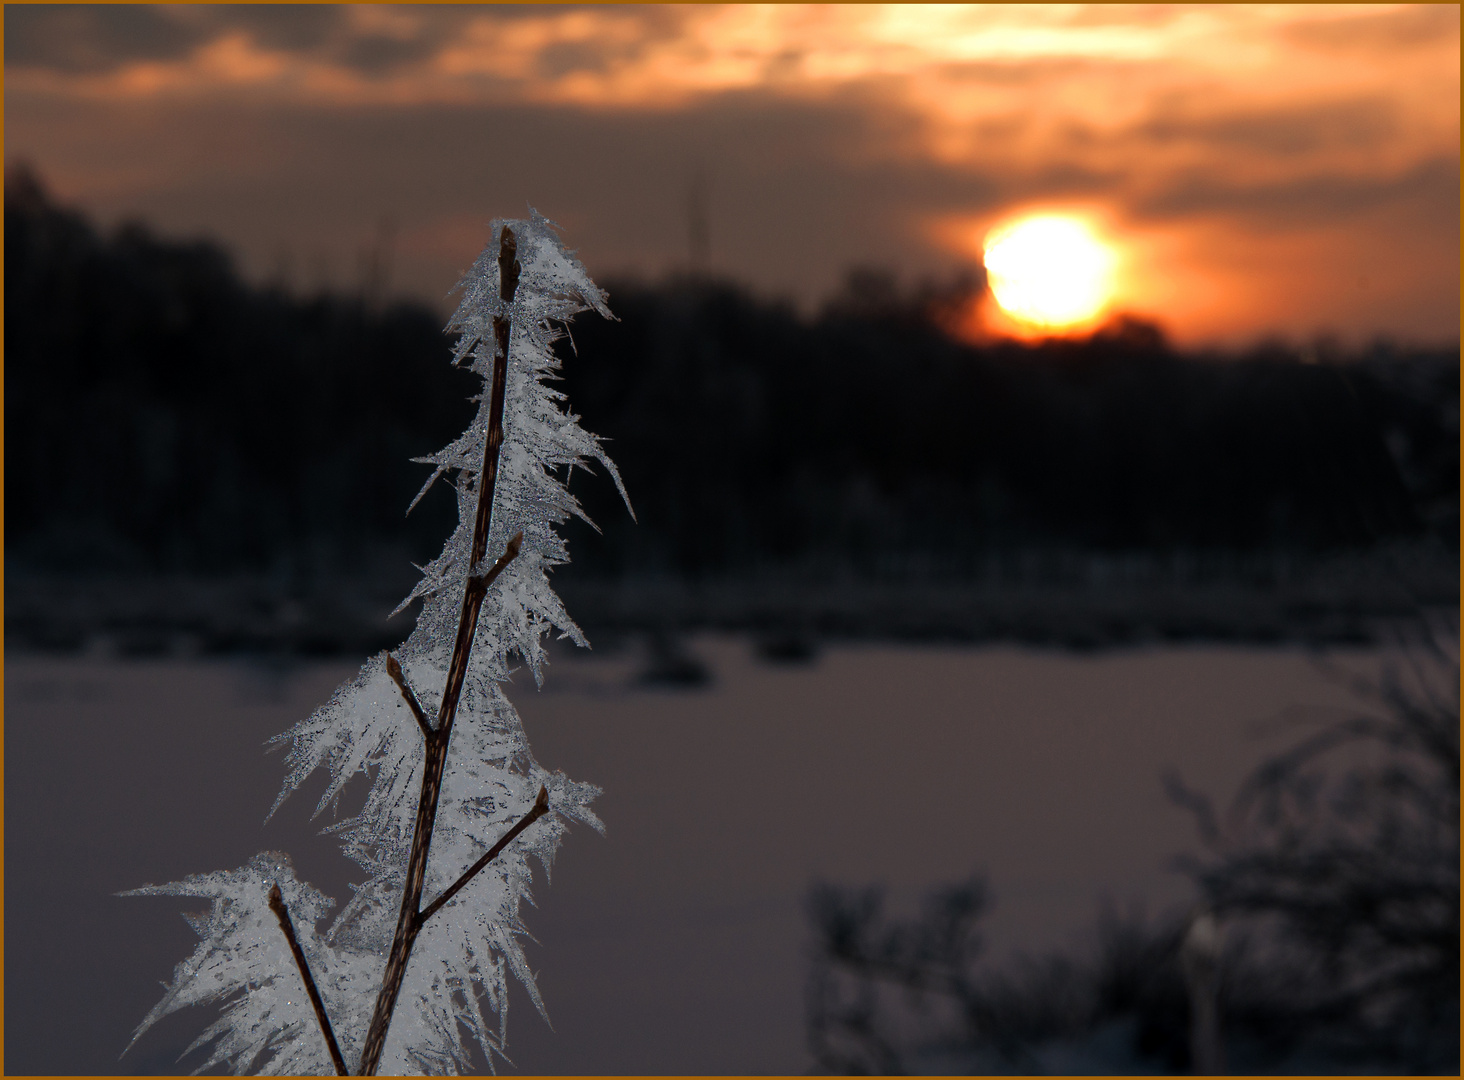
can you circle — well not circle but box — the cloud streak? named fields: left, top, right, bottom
left=5, top=4, right=1457, bottom=344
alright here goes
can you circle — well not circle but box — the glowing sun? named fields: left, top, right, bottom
left=982, top=214, right=1117, bottom=330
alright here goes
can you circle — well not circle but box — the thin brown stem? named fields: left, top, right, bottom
left=267, top=884, right=349, bottom=1077
left=420, top=786, right=550, bottom=925
left=357, top=226, right=522, bottom=1077
left=471, top=228, right=520, bottom=569
left=433, top=529, right=522, bottom=747
left=385, top=654, right=433, bottom=740
left=475, top=531, right=523, bottom=589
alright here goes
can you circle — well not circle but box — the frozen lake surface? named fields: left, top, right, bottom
left=5, top=637, right=1382, bottom=1074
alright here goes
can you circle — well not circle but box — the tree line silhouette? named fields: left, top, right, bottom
left=6, top=164, right=1457, bottom=589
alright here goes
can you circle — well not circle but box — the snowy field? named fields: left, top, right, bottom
left=5, top=637, right=1380, bottom=1075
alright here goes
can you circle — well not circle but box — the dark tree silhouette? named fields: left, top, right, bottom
left=1168, top=620, right=1459, bottom=1073
left=807, top=622, right=1459, bottom=1074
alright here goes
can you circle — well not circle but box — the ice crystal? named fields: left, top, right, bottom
left=126, top=211, right=626, bottom=1075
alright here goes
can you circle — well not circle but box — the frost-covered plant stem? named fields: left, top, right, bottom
left=125, top=211, right=628, bottom=1076
left=351, top=227, right=522, bottom=1075
left=262, top=227, right=534, bottom=1075
left=268, top=885, right=350, bottom=1075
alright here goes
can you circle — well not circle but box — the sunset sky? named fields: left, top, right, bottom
left=5, top=3, right=1459, bottom=346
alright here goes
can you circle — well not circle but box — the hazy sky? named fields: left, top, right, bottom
left=5, top=4, right=1459, bottom=346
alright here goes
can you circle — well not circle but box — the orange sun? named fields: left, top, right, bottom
left=982, top=214, right=1117, bottom=331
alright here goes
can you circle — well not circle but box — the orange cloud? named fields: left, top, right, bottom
left=13, top=6, right=1453, bottom=195
left=6, top=4, right=1456, bottom=345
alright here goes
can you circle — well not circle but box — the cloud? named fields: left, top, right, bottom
left=1282, top=3, right=1459, bottom=54
left=3, top=4, right=209, bottom=73
left=1134, top=155, right=1461, bottom=229
left=7, top=6, right=1452, bottom=120
left=4, top=4, right=1457, bottom=345
left=1135, top=97, right=1400, bottom=159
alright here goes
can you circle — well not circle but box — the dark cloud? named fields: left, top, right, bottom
left=537, top=40, right=619, bottom=81
left=196, top=5, right=516, bottom=75
left=1137, top=97, right=1401, bottom=158
left=1, top=86, right=1002, bottom=307
left=4, top=5, right=696, bottom=82
left=3, top=5, right=209, bottom=72
left=3, top=5, right=1453, bottom=343
left=10, top=68, right=1453, bottom=336
left=1134, top=155, right=1460, bottom=229
left=999, top=160, right=1128, bottom=203
left=186, top=4, right=344, bottom=54
left=3, top=5, right=358, bottom=72
left=333, top=33, right=439, bottom=78
left=175, top=5, right=452, bottom=76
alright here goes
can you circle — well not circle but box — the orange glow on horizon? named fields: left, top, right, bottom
left=6, top=4, right=1456, bottom=345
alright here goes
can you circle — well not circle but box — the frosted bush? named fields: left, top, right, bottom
left=125, top=211, right=629, bottom=1075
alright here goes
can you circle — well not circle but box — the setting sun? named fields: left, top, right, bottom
left=982, top=215, right=1117, bottom=330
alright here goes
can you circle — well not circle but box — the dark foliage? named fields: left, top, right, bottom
left=6, top=165, right=1457, bottom=584
left=807, top=626, right=1459, bottom=1074
left=807, top=876, right=1199, bottom=1074
left=1168, top=622, right=1459, bottom=1073
left=5, top=164, right=476, bottom=577
left=558, top=275, right=1453, bottom=581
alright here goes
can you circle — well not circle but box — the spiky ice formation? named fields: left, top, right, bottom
left=126, top=211, right=628, bottom=1075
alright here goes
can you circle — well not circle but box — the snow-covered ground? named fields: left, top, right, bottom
left=6, top=637, right=1382, bottom=1074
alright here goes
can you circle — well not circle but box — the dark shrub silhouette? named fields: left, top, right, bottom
left=807, top=625, right=1459, bottom=1074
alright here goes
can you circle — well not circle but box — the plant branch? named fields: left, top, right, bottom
left=471, top=228, right=520, bottom=569
left=267, top=884, right=348, bottom=1077
left=473, top=530, right=524, bottom=591
left=420, top=786, right=550, bottom=925
left=385, top=654, right=433, bottom=740
left=357, top=225, right=521, bottom=1077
